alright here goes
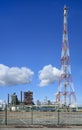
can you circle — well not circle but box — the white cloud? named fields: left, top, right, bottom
left=38, top=64, right=60, bottom=87
left=0, top=100, right=5, bottom=104
left=0, top=64, right=34, bottom=86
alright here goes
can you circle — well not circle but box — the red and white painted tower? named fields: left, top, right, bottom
left=56, top=6, right=76, bottom=107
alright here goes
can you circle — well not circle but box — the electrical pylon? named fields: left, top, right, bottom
left=56, top=6, right=76, bottom=107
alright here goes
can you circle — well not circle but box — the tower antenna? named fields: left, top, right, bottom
left=56, top=6, right=76, bottom=107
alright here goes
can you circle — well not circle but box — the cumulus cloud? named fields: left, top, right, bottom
left=0, top=64, right=34, bottom=86
left=38, top=64, right=60, bottom=87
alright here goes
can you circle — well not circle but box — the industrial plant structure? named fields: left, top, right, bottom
left=7, top=91, right=34, bottom=106
left=56, top=6, right=76, bottom=107
left=11, top=93, right=19, bottom=105
left=24, top=91, right=34, bottom=105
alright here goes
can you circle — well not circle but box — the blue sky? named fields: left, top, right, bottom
left=0, top=0, right=82, bottom=105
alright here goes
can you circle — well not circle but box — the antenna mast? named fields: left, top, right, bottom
left=56, top=6, right=76, bottom=107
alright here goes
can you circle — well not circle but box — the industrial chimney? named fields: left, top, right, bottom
left=8, top=94, right=9, bottom=105
left=20, top=91, right=22, bottom=103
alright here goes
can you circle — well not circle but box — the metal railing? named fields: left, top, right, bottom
left=0, top=105, right=82, bottom=126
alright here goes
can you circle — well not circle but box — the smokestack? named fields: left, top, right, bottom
left=8, top=94, right=9, bottom=105
left=20, top=91, right=22, bottom=103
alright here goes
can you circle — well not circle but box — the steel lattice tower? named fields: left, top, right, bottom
left=56, top=6, right=76, bottom=107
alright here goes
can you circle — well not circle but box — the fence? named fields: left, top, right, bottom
left=0, top=105, right=82, bottom=126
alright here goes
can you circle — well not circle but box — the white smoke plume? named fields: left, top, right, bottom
left=0, top=64, right=34, bottom=86
left=38, top=64, right=60, bottom=87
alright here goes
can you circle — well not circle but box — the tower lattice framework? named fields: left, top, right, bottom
left=56, top=6, right=76, bottom=106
